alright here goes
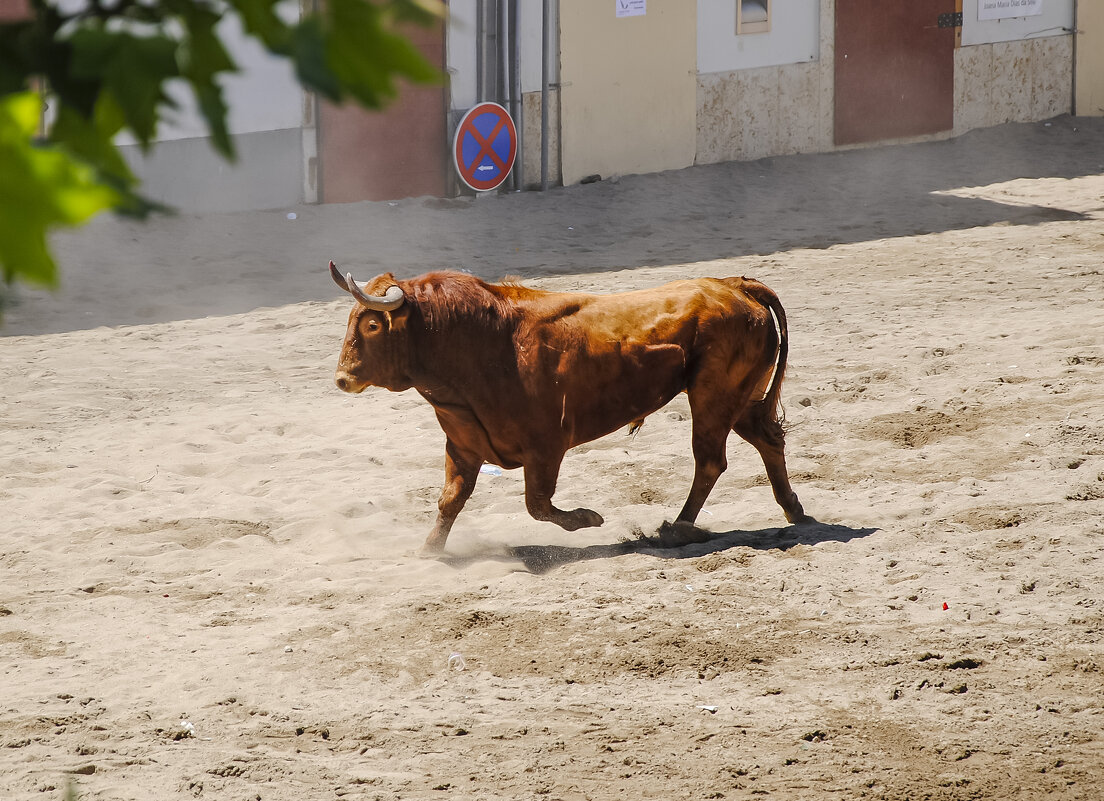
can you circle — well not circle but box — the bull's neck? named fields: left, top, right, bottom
left=407, top=307, right=519, bottom=406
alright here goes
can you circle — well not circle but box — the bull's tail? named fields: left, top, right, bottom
left=741, top=279, right=790, bottom=429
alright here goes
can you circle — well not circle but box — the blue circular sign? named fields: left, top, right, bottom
left=453, top=102, right=517, bottom=192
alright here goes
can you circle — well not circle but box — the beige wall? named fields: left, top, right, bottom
left=955, top=36, right=1073, bottom=132
left=697, top=61, right=831, bottom=164
left=1076, top=2, right=1104, bottom=116
left=520, top=89, right=561, bottom=190
left=559, top=0, right=696, bottom=185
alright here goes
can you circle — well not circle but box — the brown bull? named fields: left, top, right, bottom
left=330, top=261, right=808, bottom=553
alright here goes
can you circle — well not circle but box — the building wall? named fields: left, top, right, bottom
left=119, top=3, right=308, bottom=212
left=446, top=0, right=482, bottom=109
left=960, top=0, right=1074, bottom=46
left=697, top=0, right=820, bottom=73
left=1075, top=1, right=1104, bottom=116
left=697, top=61, right=831, bottom=164
left=694, top=0, right=822, bottom=165
left=956, top=0, right=1075, bottom=130
left=115, top=12, right=304, bottom=146
left=559, top=0, right=697, bottom=185
left=71, top=0, right=1081, bottom=207
left=520, top=89, right=561, bottom=191
left=318, top=21, right=447, bottom=203
left=447, top=0, right=559, bottom=108
left=118, top=129, right=307, bottom=214
left=955, top=35, right=1073, bottom=133
left=697, top=0, right=835, bottom=164
left=696, top=0, right=1074, bottom=167
left=0, top=0, right=28, bottom=22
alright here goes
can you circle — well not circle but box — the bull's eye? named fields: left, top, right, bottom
left=366, top=319, right=381, bottom=332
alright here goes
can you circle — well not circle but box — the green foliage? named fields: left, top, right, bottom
left=0, top=0, right=443, bottom=307
left=0, top=91, right=119, bottom=287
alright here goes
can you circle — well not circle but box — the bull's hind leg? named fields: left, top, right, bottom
left=661, top=414, right=731, bottom=546
left=523, top=457, right=604, bottom=531
left=677, top=378, right=744, bottom=525
left=675, top=413, right=731, bottom=525
left=732, top=401, right=809, bottom=524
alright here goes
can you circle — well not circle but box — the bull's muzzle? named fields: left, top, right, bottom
left=334, top=371, right=362, bottom=393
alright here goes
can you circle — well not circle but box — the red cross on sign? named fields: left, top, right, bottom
left=453, top=102, right=517, bottom=192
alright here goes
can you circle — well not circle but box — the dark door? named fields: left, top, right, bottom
left=834, top=0, right=956, bottom=146
left=318, top=21, right=447, bottom=202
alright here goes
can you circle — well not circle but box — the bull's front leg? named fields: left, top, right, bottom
left=420, top=441, right=482, bottom=556
left=523, top=457, right=604, bottom=531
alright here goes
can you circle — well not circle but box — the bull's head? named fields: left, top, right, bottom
left=331, top=260, right=413, bottom=393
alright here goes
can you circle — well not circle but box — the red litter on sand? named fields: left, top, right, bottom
left=942, top=602, right=949, bottom=611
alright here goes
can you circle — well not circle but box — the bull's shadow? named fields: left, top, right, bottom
left=436, top=519, right=877, bottom=575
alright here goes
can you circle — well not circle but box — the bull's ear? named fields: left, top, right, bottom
left=385, top=304, right=409, bottom=333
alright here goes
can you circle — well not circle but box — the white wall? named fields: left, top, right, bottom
left=447, top=0, right=559, bottom=111
left=519, top=1, right=558, bottom=94
left=960, top=0, right=1074, bottom=46
left=115, top=2, right=304, bottom=145
left=697, top=0, right=819, bottom=74
left=447, top=0, right=479, bottom=107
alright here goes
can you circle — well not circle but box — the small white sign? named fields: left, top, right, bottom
left=616, top=0, right=646, bottom=18
left=978, top=0, right=1043, bottom=21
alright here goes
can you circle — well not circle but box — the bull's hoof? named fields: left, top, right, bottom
left=567, top=508, right=604, bottom=530
left=535, top=506, right=604, bottom=531
left=783, top=495, right=813, bottom=524
left=416, top=542, right=446, bottom=558
left=657, top=520, right=712, bottom=547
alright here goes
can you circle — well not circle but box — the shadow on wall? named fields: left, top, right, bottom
left=4, top=116, right=1101, bottom=336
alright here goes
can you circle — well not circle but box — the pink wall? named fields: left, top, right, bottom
left=318, top=22, right=448, bottom=203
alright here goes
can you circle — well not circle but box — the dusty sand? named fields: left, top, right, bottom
left=2, top=116, right=1104, bottom=800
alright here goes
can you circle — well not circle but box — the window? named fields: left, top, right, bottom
left=737, top=0, right=770, bottom=35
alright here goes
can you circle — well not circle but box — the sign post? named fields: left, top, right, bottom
left=452, top=102, right=518, bottom=193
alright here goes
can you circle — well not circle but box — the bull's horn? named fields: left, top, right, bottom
left=347, top=274, right=405, bottom=311
left=329, top=260, right=350, bottom=292
left=330, top=261, right=405, bottom=311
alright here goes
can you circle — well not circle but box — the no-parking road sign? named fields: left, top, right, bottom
left=453, top=102, right=517, bottom=192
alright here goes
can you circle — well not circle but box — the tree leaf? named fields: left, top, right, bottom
left=68, top=28, right=180, bottom=147
left=289, top=16, right=341, bottom=101
left=0, top=92, right=118, bottom=287
left=323, top=0, right=442, bottom=108
left=225, top=0, right=291, bottom=51
left=0, top=0, right=447, bottom=316
left=49, top=102, right=132, bottom=185
left=194, top=81, right=234, bottom=158
left=175, top=4, right=238, bottom=158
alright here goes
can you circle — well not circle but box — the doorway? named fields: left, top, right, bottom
left=834, top=0, right=956, bottom=146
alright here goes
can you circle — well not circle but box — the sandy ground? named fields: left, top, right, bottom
left=2, top=116, right=1104, bottom=800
